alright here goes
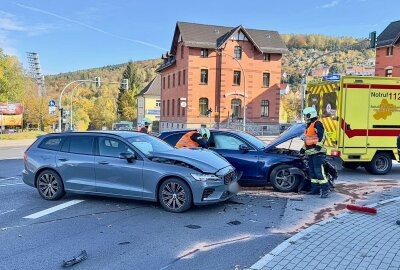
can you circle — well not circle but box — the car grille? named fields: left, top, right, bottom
left=224, top=171, right=235, bottom=185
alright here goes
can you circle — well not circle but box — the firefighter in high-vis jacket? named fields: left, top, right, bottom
left=176, top=128, right=210, bottom=149
left=301, top=107, right=329, bottom=198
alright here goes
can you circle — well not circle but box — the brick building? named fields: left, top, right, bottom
left=157, top=22, right=288, bottom=131
left=375, top=20, right=400, bottom=77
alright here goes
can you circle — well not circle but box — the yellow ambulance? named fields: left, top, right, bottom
left=306, top=76, right=400, bottom=175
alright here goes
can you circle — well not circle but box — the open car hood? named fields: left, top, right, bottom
left=149, top=148, right=231, bottom=174
left=264, top=123, right=306, bottom=151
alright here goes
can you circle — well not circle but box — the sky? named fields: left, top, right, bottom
left=0, top=0, right=399, bottom=74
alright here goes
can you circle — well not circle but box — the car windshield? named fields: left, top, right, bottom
left=126, top=135, right=173, bottom=156
left=237, top=132, right=267, bottom=149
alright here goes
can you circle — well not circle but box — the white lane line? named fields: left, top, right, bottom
left=23, top=200, right=84, bottom=219
left=0, top=176, right=20, bottom=181
left=0, top=183, right=24, bottom=187
left=0, top=209, right=16, bottom=216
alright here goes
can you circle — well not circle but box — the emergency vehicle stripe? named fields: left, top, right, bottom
left=345, top=84, right=400, bottom=90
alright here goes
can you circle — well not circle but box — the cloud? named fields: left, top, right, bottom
left=0, top=10, right=52, bottom=36
left=318, top=0, right=339, bottom=8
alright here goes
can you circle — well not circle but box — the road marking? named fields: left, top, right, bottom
left=0, top=183, right=24, bottom=187
left=23, top=200, right=84, bottom=219
left=0, top=176, right=20, bottom=181
left=0, top=209, right=16, bottom=216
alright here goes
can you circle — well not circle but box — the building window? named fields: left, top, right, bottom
left=183, top=69, right=186, bottom=85
left=173, top=73, right=175, bottom=87
left=162, top=100, right=165, bottom=116
left=201, top=48, right=209, bottom=58
left=263, top=53, right=271, bottom=61
left=182, top=107, right=185, bottom=116
left=172, top=99, right=175, bottom=116
left=168, top=75, right=170, bottom=88
left=178, top=71, right=181, bottom=86
left=234, top=46, right=242, bottom=60
left=231, top=99, right=242, bottom=117
left=261, top=100, right=269, bottom=117
left=167, top=100, right=170, bottom=116
left=201, top=69, right=208, bottom=84
left=387, top=46, right=394, bottom=56
left=233, top=71, right=241, bottom=85
left=163, top=77, right=165, bottom=89
left=156, top=99, right=161, bottom=107
left=386, top=68, right=393, bottom=77
left=177, top=98, right=181, bottom=116
left=138, top=98, right=144, bottom=107
left=199, top=98, right=209, bottom=116
left=263, top=72, right=270, bottom=88
left=181, top=45, right=184, bottom=59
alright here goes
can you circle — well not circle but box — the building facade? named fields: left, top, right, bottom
left=157, top=22, right=288, bottom=131
left=375, top=20, right=400, bottom=77
left=135, top=74, right=161, bottom=132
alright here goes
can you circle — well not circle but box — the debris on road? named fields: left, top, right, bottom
left=227, top=220, right=241, bottom=226
left=185, top=224, right=202, bottom=229
left=118, top=241, right=131, bottom=245
left=346, top=204, right=377, bottom=215
left=62, top=250, right=88, bottom=267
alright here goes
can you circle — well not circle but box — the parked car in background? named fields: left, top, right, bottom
left=22, top=131, right=239, bottom=212
left=159, top=124, right=307, bottom=192
left=112, top=121, right=134, bottom=131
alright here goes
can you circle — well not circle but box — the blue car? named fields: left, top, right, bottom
left=159, top=124, right=306, bottom=192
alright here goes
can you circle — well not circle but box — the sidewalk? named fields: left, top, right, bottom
left=247, top=197, right=400, bottom=270
left=0, top=139, right=35, bottom=148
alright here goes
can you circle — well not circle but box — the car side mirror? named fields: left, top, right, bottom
left=119, top=152, right=135, bottom=163
left=239, top=144, right=250, bottom=152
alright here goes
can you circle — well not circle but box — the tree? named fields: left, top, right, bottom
left=0, top=49, right=26, bottom=102
left=117, top=62, right=145, bottom=121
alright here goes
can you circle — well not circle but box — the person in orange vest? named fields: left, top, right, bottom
left=300, top=107, right=329, bottom=198
left=176, top=128, right=210, bottom=149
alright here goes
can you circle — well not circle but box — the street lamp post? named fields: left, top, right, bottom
left=58, top=80, right=94, bottom=132
left=217, top=51, right=246, bottom=131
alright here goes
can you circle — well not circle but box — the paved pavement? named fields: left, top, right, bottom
left=247, top=197, right=400, bottom=270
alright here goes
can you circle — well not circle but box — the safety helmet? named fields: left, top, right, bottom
left=199, top=128, right=210, bottom=140
left=303, top=107, right=318, bottom=122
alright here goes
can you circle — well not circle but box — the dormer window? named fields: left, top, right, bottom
left=263, top=53, right=271, bottom=61
left=387, top=46, right=394, bottom=56
left=201, top=48, right=209, bottom=58
left=234, top=46, right=242, bottom=60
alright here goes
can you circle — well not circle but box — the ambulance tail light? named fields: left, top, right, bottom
left=331, top=150, right=341, bottom=157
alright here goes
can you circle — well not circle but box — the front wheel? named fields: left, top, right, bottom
left=270, top=165, right=300, bottom=193
left=365, top=153, right=392, bottom=175
left=36, top=170, right=65, bottom=200
left=158, top=178, right=193, bottom=213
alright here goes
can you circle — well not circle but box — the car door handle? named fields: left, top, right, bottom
left=58, top=158, right=68, bottom=162
left=98, top=161, right=109, bottom=165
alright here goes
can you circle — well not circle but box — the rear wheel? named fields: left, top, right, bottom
left=158, top=178, right=192, bottom=213
left=342, top=162, right=361, bottom=170
left=365, top=152, right=392, bottom=175
left=270, top=165, right=300, bottom=193
left=36, top=170, right=65, bottom=200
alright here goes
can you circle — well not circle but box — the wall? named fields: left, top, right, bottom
left=375, top=44, right=400, bottom=77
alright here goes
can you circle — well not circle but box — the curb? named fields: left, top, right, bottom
left=246, top=196, right=400, bottom=270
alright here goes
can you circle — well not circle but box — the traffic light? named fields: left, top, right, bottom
left=121, top=79, right=129, bottom=90
left=369, top=31, right=377, bottom=49
left=94, top=77, right=101, bottom=88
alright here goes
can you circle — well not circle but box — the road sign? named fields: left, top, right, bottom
left=322, top=74, right=341, bottom=81
left=48, top=100, right=56, bottom=107
left=48, top=106, right=56, bottom=116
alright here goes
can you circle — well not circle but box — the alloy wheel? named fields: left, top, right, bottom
left=162, top=182, right=186, bottom=210
left=38, top=173, right=59, bottom=199
left=275, top=169, right=295, bottom=189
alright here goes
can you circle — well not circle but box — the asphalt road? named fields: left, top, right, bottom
left=0, top=146, right=288, bottom=270
left=1, top=145, right=399, bottom=270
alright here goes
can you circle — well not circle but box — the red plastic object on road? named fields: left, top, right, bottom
left=346, top=204, right=377, bottom=215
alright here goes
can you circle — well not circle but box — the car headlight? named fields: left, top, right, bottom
left=191, top=173, right=220, bottom=181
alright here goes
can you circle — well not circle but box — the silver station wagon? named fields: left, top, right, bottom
left=22, top=132, right=239, bottom=212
